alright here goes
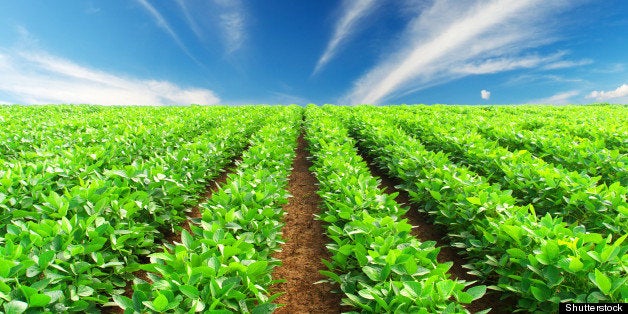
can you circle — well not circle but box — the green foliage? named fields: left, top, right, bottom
left=339, top=105, right=627, bottom=312
left=305, top=106, right=484, bottom=313
left=130, top=106, right=301, bottom=313
left=0, top=105, right=296, bottom=312
left=0, top=104, right=625, bottom=313
left=389, top=106, right=627, bottom=235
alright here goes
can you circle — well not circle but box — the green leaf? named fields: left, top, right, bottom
left=247, top=261, right=268, bottom=279
left=112, top=295, right=134, bottom=310
left=543, top=266, right=563, bottom=287
left=0, top=281, right=11, bottom=293
left=107, top=169, right=129, bottom=179
left=77, top=285, right=94, bottom=297
left=181, top=229, right=193, bottom=250
left=319, top=270, right=341, bottom=283
left=20, top=285, right=37, bottom=299
left=152, top=294, right=169, bottom=312
left=362, top=266, right=380, bottom=281
left=404, top=258, right=418, bottom=275
left=593, top=269, right=612, bottom=294
left=466, top=285, right=486, bottom=301
left=429, top=190, right=442, bottom=201
left=506, top=248, right=526, bottom=259
left=501, top=225, right=521, bottom=244
left=252, top=302, right=277, bottom=314
left=530, top=285, right=550, bottom=302
left=543, top=240, right=559, bottom=262
left=568, top=257, right=584, bottom=272
left=179, top=285, right=200, bottom=299
left=29, top=293, right=52, bottom=307
left=0, top=259, right=16, bottom=277
left=436, top=280, right=456, bottom=300
left=466, top=196, right=482, bottom=205
left=38, top=251, right=55, bottom=269
left=3, top=300, right=28, bottom=314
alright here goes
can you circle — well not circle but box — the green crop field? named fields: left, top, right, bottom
left=0, top=104, right=626, bottom=313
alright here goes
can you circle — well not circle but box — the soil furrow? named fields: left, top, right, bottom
left=271, top=132, right=345, bottom=314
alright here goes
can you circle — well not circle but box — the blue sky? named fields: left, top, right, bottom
left=0, top=0, right=627, bottom=105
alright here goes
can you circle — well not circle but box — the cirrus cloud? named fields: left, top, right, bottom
left=342, top=0, right=580, bottom=104
left=313, top=0, right=379, bottom=76
left=0, top=48, right=220, bottom=105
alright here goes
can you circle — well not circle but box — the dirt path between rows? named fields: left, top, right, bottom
left=363, top=157, right=515, bottom=313
left=271, top=132, right=346, bottom=314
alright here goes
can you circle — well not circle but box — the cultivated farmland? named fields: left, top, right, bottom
left=0, top=104, right=626, bottom=313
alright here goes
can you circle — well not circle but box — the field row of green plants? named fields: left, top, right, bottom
left=304, top=106, right=486, bottom=313
left=402, top=105, right=627, bottom=186
left=461, top=105, right=626, bottom=152
left=0, top=106, right=292, bottom=313
left=120, top=107, right=301, bottom=313
left=0, top=104, right=626, bottom=313
left=330, top=105, right=626, bottom=312
left=377, top=107, right=626, bottom=235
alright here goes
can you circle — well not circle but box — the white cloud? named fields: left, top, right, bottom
left=591, top=63, right=625, bottom=74
left=0, top=49, right=220, bottom=105
left=455, top=52, right=585, bottom=75
left=313, top=0, right=378, bottom=75
left=587, top=84, right=628, bottom=101
left=530, top=90, right=579, bottom=104
left=542, top=59, right=593, bottom=70
left=135, top=0, right=199, bottom=62
left=174, top=0, right=246, bottom=54
left=342, top=0, right=577, bottom=104
left=481, top=90, right=490, bottom=100
left=175, top=0, right=204, bottom=40
left=213, top=0, right=246, bottom=53
left=220, top=12, right=245, bottom=53
left=506, top=74, right=584, bottom=85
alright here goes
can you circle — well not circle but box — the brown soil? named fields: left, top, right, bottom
left=271, top=132, right=346, bottom=314
left=364, top=158, right=516, bottom=314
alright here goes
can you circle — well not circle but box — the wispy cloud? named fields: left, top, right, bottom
left=530, top=90, right=580, bottom=104
left=0, top=48, right=219, bottom=105
left=313, top=0, right=378, bottom=75
left=587, top=84, right=628, bottom=102
left=342, top=0, right=578, bottom=104
left=176, top=0, right=247, bottom=54
left=506, top=74, right=584, bottom=85
left=213, top=0, right=246, bottom=54
left=175, top=0, right=204, bottom=40
left=455, top=52, right=590, bottom=75
left=135, top=0, right=200, bottom=63
left=542, top=59, right=593, bottom=70
left=591, top=63, right=625, bottom=74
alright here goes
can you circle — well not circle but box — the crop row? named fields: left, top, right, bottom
left=399, top=106, right=626, bottom=186
left=377, top=107, right=627, bottom=236
left=0, top=107, right=282, bottom=312
left=466, top=105, right=627, bottom=153
left=113, top=106, right=301, bottom=313
left=0, top=106, right=227, bottom=162
left=304, top=106, right=486, bottom=313
left=337, top=106, right=627, bottom=312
